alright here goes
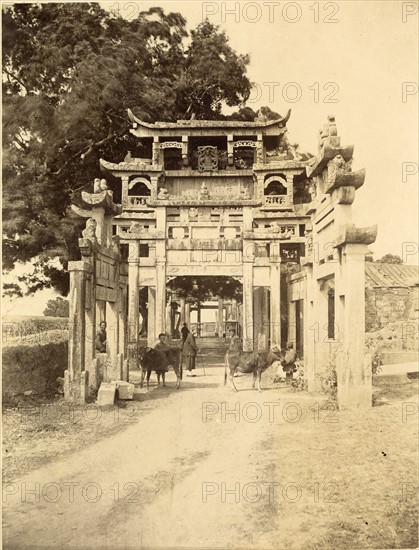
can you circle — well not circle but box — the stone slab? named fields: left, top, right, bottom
left=112, top=381, right=135, bottom=400
left=97, top=382, right=117, bottom=406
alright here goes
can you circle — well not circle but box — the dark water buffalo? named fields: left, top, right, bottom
left=138, top=347, right=182, bottom=389
left=224, top=348, right=282, bottom=392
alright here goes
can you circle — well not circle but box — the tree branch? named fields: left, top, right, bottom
left=3, top=67, right=30, bottom=95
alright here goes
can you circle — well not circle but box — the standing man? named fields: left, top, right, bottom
left=182, top=330, right=198, bottom=377
left=281, top=342, right=297, bottom=383
left=181, top=323, right=190, bottom=344
left=95, top=321, right=107, bottom=353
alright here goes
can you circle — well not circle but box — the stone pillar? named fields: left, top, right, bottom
left=182, top=135, right=189, bottom=167
left=242, top=260, right=254, bottom=351
left=156, top=258, right=166, bottom=337
left=166, top=300, right=172, bottom=337
left=105, top=300, right=119, bottom=380
left=152, top=137, right=160, bottom=166
left=147, top=287, right=156, bottom=346
left=118, top=285, right=127, bottom=358
left=270, top=250, right=281, bottom=347
left=84, top=271, right=97, bottom=392
left=288, top=301, right=297, bottom=346
left=253, top=288, right=264, bottom=351
left=185, top=302, right=191, bottom=326
left=180, top=297, right=186, bottom=325
left=218, top=298, right=224, bottom=340
left=121, top=176, right=129, bottom=208
left=65, top=261, right=90, bottom=403
left=127, top=242, right=139, bottom=369
left=231, top=298, right=238, bottom=320
left=336, top=243, right=371, bottom=410
left=227, top=134, right=234, bottom=167
left=304, top=264, right=316, bottom=391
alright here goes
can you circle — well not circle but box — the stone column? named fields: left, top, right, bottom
left=182, top=135, right=189, bottom=167
left=180, top=297, right=186, bottom=325
left=185, top=302, right=191, bottom=326
left=227, top=134, right=234, bottom=167
left=127, top=242, right=139, bottom=369
left=155, top=258, right=166, bottom=337
left=147, top=287, right=156, bottom=346
left=336, top=242, right=371, bottom=410
left=288, top=301, right=297, bottom=347
left=242, top=260, right=254, bottom=351
left=84, top=271, right=97, bottom=392
left=231, top=298, right=238, bottom=320
left=65, top=261, right=90, bottom=403
left=218, top=298, right=224, bottom=340
left=303, top=264, right=316, bottom=391
left=121, top=176, right=129, bottom=208
left=152, top=137, right=160, bottom=166
left=253, top=287, right=263, bottom=351
left=105, top=300, right=120, bottom=380
left=270, top=249, right=281, bottom=347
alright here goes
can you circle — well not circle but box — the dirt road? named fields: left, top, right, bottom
left=3, top=340, right=418, bottom=549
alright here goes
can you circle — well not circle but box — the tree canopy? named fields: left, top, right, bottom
left=2, top=4, right=252, bottom=295
left=43, top=297, right=69, bottom=317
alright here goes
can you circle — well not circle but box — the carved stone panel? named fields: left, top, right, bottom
left=197, top=146, right=218, bottom=171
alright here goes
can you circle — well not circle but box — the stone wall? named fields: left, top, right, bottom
left=365, top=287, right=417, bottom=332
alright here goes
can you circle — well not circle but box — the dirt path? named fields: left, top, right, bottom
left=3, top=340, right=418, bottom=549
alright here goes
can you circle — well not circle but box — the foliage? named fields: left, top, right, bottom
left=2, top=316, right=69, bottom=345
left=43, top=297, right=69, bottom=317
left=167, top=276, right=243, bottom=304
left=2, top=340, right=68, bottom=398
left=315, top=362, right=338, bottom=398
left=289, top=361, right=308, bottom=392
left=376, top=254, right=404, bottom=264
left=3, top=4, right=251, bottom=295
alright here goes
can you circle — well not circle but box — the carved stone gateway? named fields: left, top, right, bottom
left=97, top=111, right=377, bottom=410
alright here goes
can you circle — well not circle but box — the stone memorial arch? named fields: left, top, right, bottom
left=66, top=110, right=376, bottom=409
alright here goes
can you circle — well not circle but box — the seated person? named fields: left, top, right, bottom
left=95, top=321, right=107, bottom=353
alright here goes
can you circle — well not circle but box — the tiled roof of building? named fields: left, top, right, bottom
left=365, top=263, right=419, bottom=288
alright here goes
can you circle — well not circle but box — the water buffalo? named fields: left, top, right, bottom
left=224, top=348, right=282, bottom=392
left=138, top=346, right=182, bottom=389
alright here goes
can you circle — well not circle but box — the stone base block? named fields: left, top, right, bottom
left=112, top=380, right=135, bottom=400
left=97, top=382, right=117, bottom=406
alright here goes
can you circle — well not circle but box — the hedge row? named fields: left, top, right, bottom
left=2, top=340, right=68, bottom=399
left=2, top=317, right=69, bottom=342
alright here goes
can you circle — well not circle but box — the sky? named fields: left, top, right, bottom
left=3, top=0, right=418, bottom=316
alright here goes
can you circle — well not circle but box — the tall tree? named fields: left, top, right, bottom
left=2, top=5, right=251, bottom=296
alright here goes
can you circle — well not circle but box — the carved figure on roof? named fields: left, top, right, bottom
left=254, top=108, right=268, bottom=123
left=157, top=187, right=169, bottom=199
left=82, top=218, right=97, bottom=242
left=329, top=154, right=352, bottom=173
left=93, top=178, right=101, bottom=193
left=319, top=115, right=338, bottom=150
left=100, top=178, right=109, bottom=191
left=124, top=151, right=133, bottom=162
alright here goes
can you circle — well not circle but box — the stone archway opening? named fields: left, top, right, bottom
left=166, top=276, right=243, bottom=340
